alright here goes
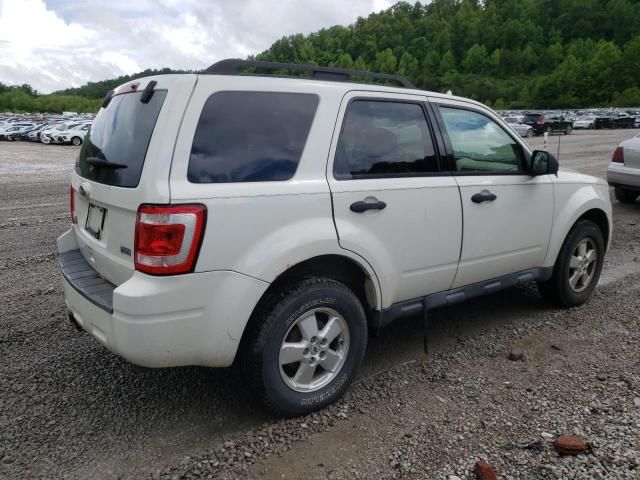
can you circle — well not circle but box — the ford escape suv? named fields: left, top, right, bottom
left=58, top=59, right=612, bottom=415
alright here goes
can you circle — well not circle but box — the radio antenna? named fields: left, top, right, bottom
left=557, top=107, right=563, bottom=162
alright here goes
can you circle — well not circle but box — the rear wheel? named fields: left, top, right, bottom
left=565, top=125, right=573, bottom=134
left=242, top=277, right=367, bottom=415
left=537, top=220, right=604, bottom=307
left=526, top=128, right=534, bottom=138
left=615, top=187, right=639, bottom=204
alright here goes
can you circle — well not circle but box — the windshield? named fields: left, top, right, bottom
left=76, top=90, right=166, bottom=187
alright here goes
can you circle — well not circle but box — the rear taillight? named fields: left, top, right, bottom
left=612, top=146, right=624, bottom=163
left=536, top=119, right=545, bottom=125
left=134, top=204, right=206, bottom=275
left=70, top=186, right=75, bottom=224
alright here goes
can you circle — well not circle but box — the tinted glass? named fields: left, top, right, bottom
left=334, top=100, right=438, bottom=179
left=188, top=92, right=319, bottom=183
left=76, top=90, right=166, bottom=187
left=439, top=107, right=523, bottom=173
left=523, top=113, right=541, bottom=122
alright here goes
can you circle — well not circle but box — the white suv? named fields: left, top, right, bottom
left=58, top=60, right=612, bottom=415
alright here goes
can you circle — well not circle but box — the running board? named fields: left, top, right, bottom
left=371, top=267, right=553, bottom=330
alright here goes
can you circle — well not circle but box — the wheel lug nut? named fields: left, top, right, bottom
left=311, top=336, right=317, bottom=344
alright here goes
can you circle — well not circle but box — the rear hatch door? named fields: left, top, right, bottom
left=71, top=75, right=197, bottom=286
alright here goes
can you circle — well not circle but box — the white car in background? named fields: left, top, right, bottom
left=41, top=122, right=80, bottom=144
left=51, top=122, right=92, bottom=146
left=504, top=116, right=534, bottom=138
left=573, top=116, right=595, bottom=129
left=0, top=122, right=37, bottom=140
left=607, top=133, right=640, bottom=203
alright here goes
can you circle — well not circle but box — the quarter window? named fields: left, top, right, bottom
left=439, top=107, right=523, bottom=173
left=334, top=100, right=438, bottom=179
left=188, top=92, right=319, bottom=183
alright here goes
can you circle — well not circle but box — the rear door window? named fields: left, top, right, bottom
left=76, top=90, right=167, bottom=188
left=188, top=92, right=319, bottom=183
left=334, top=100, right=439, bottom=179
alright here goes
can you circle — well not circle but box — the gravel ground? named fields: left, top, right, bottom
left=0, top=132, right=639, bottom=480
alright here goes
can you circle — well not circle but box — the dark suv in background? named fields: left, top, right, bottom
left=523, top=112, right=573, bottom=135
left=594, top=112, right=635, bottom=129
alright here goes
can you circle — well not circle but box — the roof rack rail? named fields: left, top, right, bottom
left=203, top=59, right=415, bottom=89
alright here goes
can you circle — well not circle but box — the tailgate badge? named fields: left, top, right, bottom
left=120, top=246, right=132, bottom=256
left=79, top=182, right=91, bottom=200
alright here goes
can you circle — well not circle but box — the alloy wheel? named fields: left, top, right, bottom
left=279, top=307, right=350, bottom=393
left=568, top=238, right=597, bottom=293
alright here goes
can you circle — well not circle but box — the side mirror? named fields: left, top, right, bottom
left=530, top=149, right=559, bottom=176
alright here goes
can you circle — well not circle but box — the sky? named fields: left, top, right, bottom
left=0, top=0, right=406, bottom=93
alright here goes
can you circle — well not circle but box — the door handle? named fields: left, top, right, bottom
left=350, top=199, right=387, bottom=213
left=471, top=190, right=497, bottom=203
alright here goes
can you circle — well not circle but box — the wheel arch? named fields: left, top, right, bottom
left=237, top=254, right=380, bottom=363
left=545, top=200, right=612, bottom=268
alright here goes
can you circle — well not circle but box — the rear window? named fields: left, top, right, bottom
left=523, top=113, right=541, bottom=122
left=76, top=90, right=166, bottom=188
left=188, top=92, right=319, bottom=183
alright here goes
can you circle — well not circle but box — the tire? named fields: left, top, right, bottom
left=615, top=187, right=639, bottom=204
left=546, top=126, right=552, bottom=134
left=526, top=129, right=534, bottom=138
left=537, top=220, right=604, bottom=307
left=71, top=136, right=82, bottom=146
left=565, top=125, right=572, bottom=134
left=242, top=277, right=367, bottom=415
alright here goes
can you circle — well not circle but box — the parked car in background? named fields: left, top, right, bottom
left=41, top=122, right=80, bottom=144
left=51, top=122, right=92, bottom=145
left=503, top=116, right=534, bottom=138
left=573, top=116, right=596, bottom=129
left=0, top=122, right=37, bottom=140
left=633, top=116, right=640, bottom=128
left=594, top=112, right=635, bottom=129
left=26, top=123, right=54, bottom=142
left=522, top=112, right=573, bottom=135
left=607, top=133, right=640, bottom=203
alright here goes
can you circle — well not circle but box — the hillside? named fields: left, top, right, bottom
left=254, top=0, right=640, bottom=108
left=54, top=67, right=189, bottom=99
left=3, top=0, right=640, bottom=113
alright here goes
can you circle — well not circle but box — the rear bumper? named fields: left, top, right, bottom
left=607, top=162, right=640, bottom=190
left=57, top=229, right=268, bottom=368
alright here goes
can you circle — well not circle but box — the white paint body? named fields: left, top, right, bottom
left=59, top=74, right=613, bottom=368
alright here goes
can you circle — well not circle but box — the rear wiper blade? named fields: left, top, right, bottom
left=85, top=157, right=127, bottom=169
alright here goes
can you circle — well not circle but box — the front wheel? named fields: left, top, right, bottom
left=537, top=220, right=604, bottom=307
left=71, top=136, right=82, bottom=146
left=242, top=277, right=367, bottom=415
left=565, top=125, right=572, bottom=134
left=526, top=128, right=534, bottom=138
left=615, top=187, right=639, bottom=204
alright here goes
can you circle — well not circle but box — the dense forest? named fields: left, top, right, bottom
left=0, top=68, right=188, bottom=114
left=2, top=0, right=640, bottom=113
left=0, top=82, right=102, bottom=113
left=254, top=0, right=640, bottom=108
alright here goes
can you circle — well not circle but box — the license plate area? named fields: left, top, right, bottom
left=85, top=204, right=106, bottom=240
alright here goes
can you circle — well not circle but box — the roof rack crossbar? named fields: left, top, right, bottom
left=204, top=59, right=415, bottom=88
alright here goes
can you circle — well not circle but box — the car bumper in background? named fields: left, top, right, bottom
left=57, top=229, right=268, bottom=368
left=607, top=162, right=640, bottom=190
